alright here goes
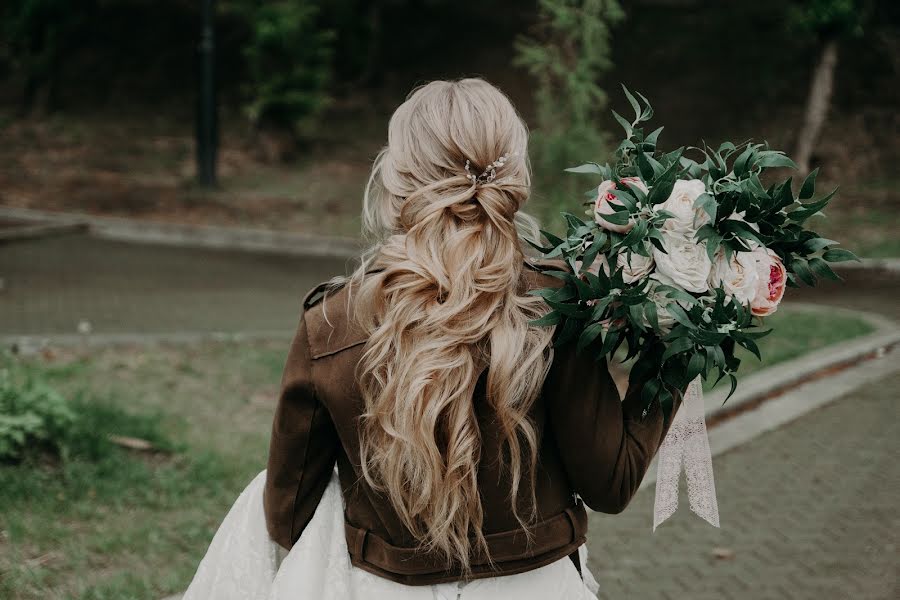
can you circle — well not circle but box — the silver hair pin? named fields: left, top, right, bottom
left=465, top=153, right=514, bottom=185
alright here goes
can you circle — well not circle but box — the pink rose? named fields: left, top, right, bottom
left=749, top=248, right=787, bottom=316
left=620, top=176, right=649, bottom=196
left=593, top=181, right=632, bottom=233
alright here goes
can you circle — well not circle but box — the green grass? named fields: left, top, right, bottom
left=0, top=308, right=876, bottom=598
left=0, top=341, right=287, bottom=600
left=703, top=306, right=875, bottom=392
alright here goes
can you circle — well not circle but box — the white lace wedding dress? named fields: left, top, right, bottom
left=183, top=469, right=600, bottom=599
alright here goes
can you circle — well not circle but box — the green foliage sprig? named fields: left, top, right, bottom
left=0, top=354, right=75, bottom=462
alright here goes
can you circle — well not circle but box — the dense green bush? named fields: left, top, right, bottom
left=0, top=354, right=75, bottom=461
left=229, top=0, right=335, bottom=140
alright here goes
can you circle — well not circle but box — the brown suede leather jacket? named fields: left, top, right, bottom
left=262, top=259, right=683, bottom=586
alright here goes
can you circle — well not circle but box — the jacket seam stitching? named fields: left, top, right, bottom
left=310, top=339, right=367, bottom=360
left=289, top=320, right=319, bottom=544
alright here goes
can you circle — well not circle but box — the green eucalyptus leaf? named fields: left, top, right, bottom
left=641, top=377, right=662, bottom=409
left=610, top=188, right=638, bottom=212
left=576, top=321, right=605, bottom=353
left=555, top=317, right=582, bottom=346
left=643, top=302, right=660, bottom=331
left=622, top=85, right=642, bottom=122
left=686, top=351, right=706, bottom=382
left=693, top=192, right=717, bottom=222
left=529, top=311, right=561, bottom=327
left=645, top=126, right=664, bottom=148
left=635, top=90, right=654, bottom=119
left=733, top=144, right=757, bottom=178
left=798, top=168, right=819, bottom=200
left=539, top=229, right=565, bottom=246
left=807, top=257, right=842, bottom=281
left=736, top=328, right=772, bottom=340
left=657, top=285, right=700, bottom=306
left=599, top=329, right=621, bottom=356
left=598, top=209, right=631, bottom=226
left=524, top=237, right=552, bottom=254
left=662, top=337, right=694, bottom=362
left=803, top=237, right=839, bottom=253
left=666, top=303, right=697, bottom=329
left=725, top=373, right=738, bottom=401
left=789, top=188, right=838, bottom=222
left=619, top=219, right=649, bottom=248
left=755, top=152, right=797, bottom=170
left=790, top=258, right=816, bottom=286
left=822, top=248, right=860, bottom=263
left=735, top=335, right=762, bottom=361
left=637, top=152, right=662, bottom=180
left=612, top=110, right=633, bottom=138
left=565, top=163, right=606, bottom=175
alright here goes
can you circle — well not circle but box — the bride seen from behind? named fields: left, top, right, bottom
left=183, top=78, right=683, bottom=600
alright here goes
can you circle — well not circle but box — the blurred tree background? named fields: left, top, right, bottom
left=0, top=0, right=897, bottom=253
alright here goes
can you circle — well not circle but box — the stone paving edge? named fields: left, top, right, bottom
left=0, top=205, right=364, bottom=259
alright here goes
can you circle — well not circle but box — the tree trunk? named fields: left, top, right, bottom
left=795, top=38, right=839, bottom=175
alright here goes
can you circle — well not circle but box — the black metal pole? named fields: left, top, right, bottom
left=197, top=0, right=218, bottom=187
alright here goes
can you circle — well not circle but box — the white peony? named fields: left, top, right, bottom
left=651, top=231, right=712, bottom=293
left=658, top=179, right=710, bottom=234
left=708, top=249, right=760, bottom=304
left=616, top=245, right=655, bottom=284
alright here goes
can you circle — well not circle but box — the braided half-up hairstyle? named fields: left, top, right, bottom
left=337, top=78, right=556, bottom=574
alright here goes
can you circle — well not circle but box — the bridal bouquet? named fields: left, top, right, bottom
left=527, top=87, right=857, bottom=418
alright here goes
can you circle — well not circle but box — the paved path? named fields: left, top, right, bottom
left=585, top=366, right=899, bottom=600
left=0, top=234, right=348, bottom=338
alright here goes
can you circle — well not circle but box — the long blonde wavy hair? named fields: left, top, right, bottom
left=334, top=78, right=555, bottom=573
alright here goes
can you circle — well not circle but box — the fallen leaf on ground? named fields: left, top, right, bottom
left=108, top=435, right=158, bottom=452
left=711, top=547, right=735, bottom=560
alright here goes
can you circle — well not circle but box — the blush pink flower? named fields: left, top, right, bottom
left=620, top=176, right=649, bottom=196
left=593, top=181, right=632, bottom=233
left=749, top=248, right=787, bottom=316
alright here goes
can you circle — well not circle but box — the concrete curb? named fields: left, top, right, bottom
left=0, top=205, right=364, bottom=259
left=0, top=220, right=88, bottom=243
left=3, top=330, right=295, bottom=355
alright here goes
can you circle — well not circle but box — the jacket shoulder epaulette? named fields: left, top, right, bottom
left=302, top=279, right=346, bottom=311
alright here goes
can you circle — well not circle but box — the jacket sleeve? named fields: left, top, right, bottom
left=263, top=313, right=340, bottom=549
left=545, top=339, right=684, bottom=514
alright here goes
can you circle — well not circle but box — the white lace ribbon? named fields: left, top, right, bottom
left=653, top=377, right=720, bottom=530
